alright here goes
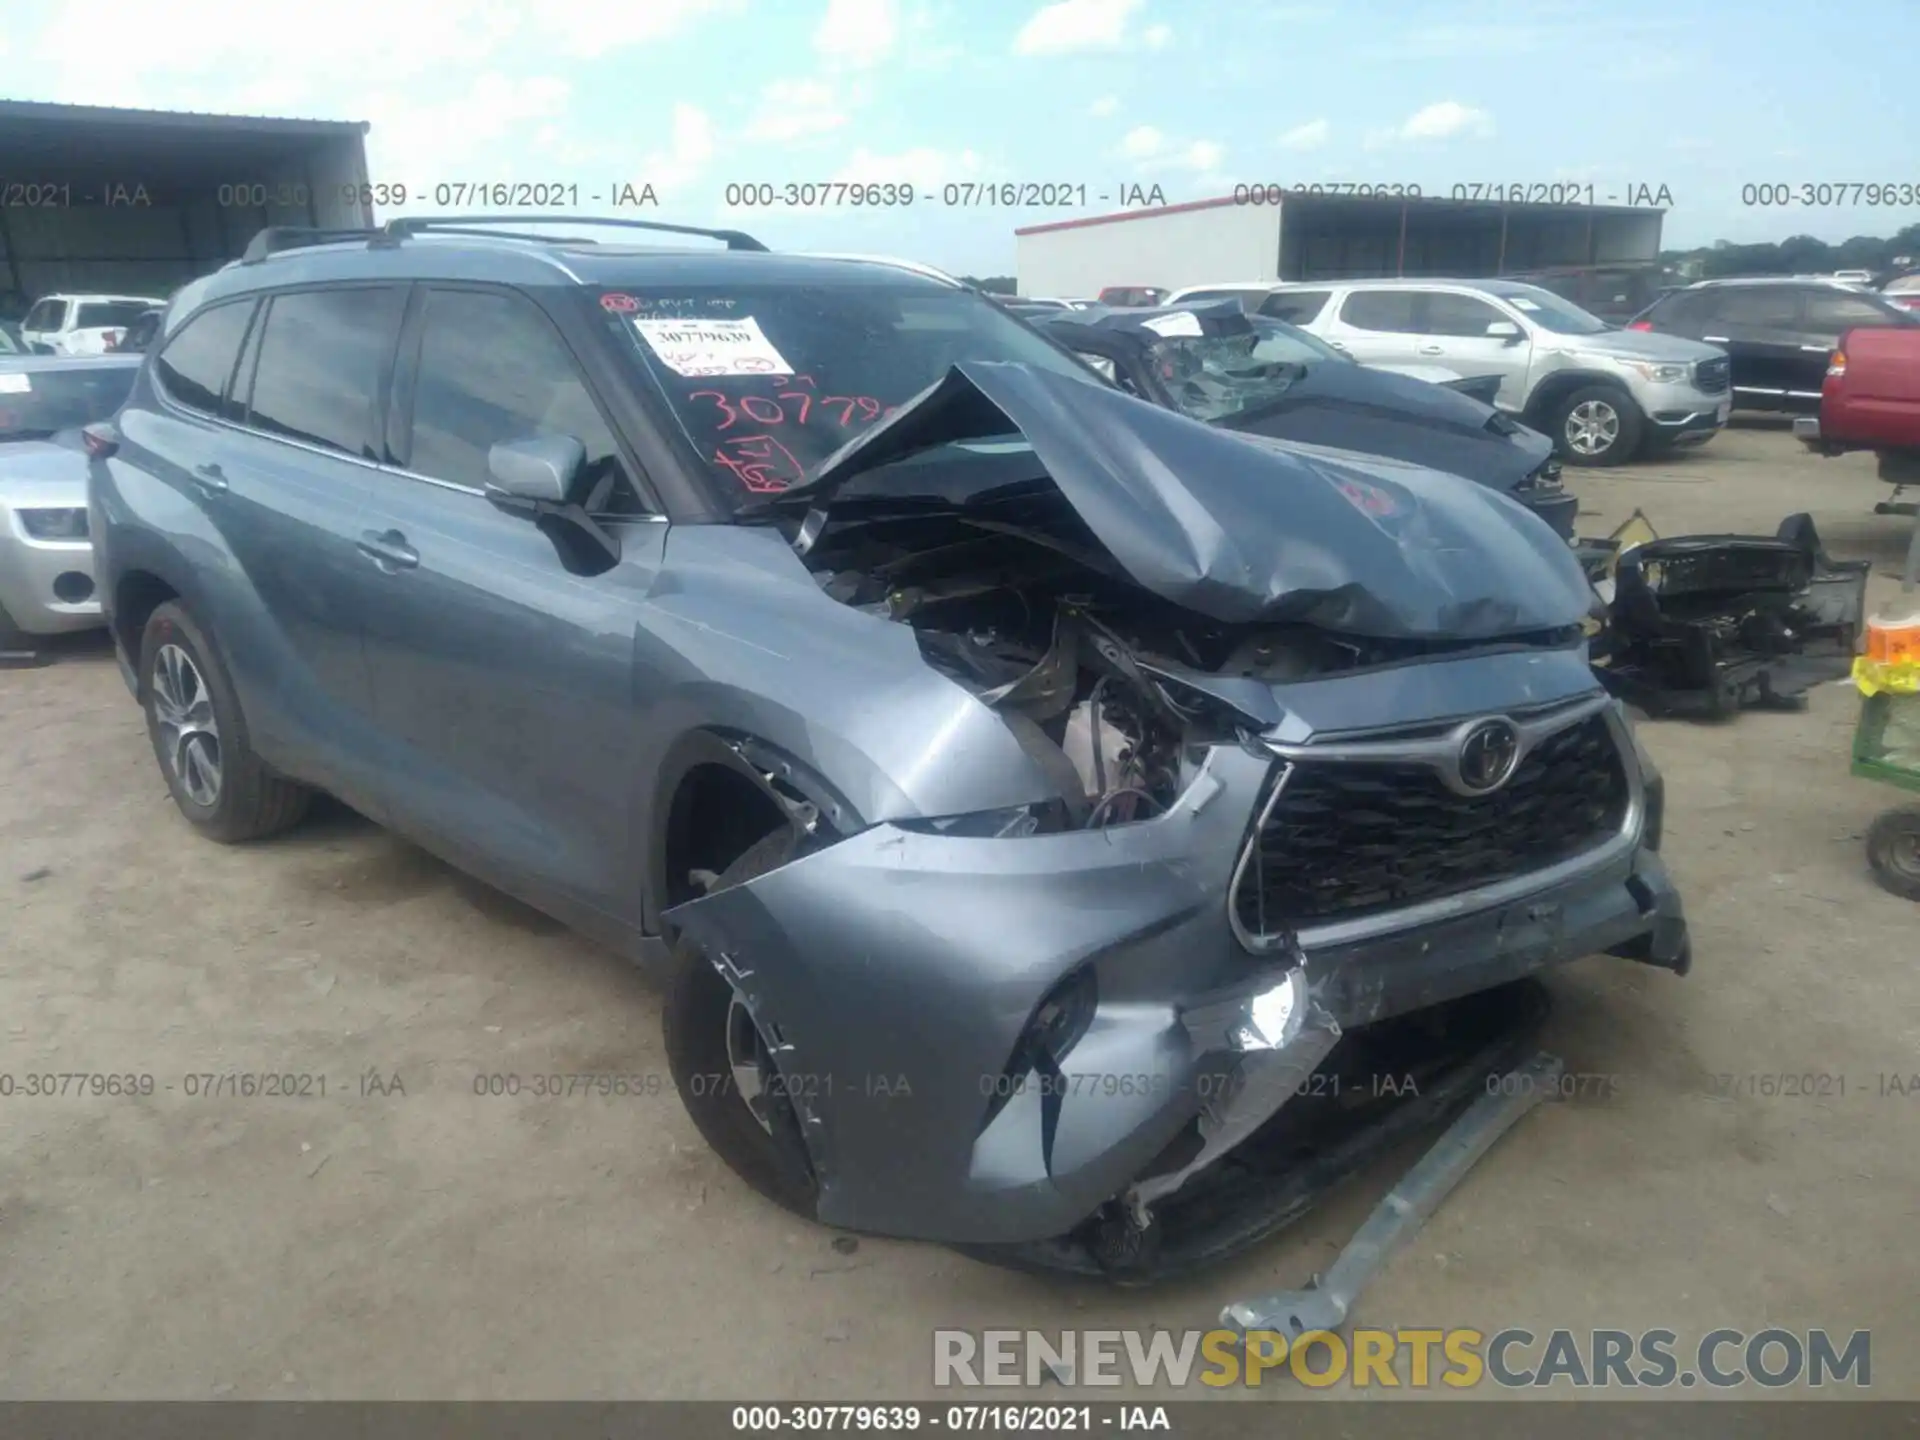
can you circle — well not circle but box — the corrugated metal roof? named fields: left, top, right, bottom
left=0, top=99, right=368, bottom=134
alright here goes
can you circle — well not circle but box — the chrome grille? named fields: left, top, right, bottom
left=1232, top=714, right=1630, bottom=934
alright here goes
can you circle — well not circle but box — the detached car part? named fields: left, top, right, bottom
left=1586, top=511, right=1870, bottom=718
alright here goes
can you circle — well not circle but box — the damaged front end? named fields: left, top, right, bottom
left=1586, top=511, right=1871, bottom=718
left=666, top=362, right=1689, bottom=1275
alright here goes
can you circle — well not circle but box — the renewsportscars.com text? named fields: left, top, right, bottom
left=933, top=1327, right=1871, bottom=1389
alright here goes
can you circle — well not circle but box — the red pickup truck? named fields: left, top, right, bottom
left=1797, top=325, right=1920, bottom=514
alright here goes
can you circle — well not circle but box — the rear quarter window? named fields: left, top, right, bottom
left=153, top=300, right=258, bottom=419
left=1258, top=289, right=1330, bottom=323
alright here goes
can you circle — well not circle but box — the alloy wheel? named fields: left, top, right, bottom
left=151, top=642, right=223, bottom=807
left=1566, top=399, right=1621, bottom=457
left=725, top=994, right=776, bottom=1135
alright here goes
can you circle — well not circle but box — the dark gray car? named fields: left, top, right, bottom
left=90, top=218, right=1690, bottom=1275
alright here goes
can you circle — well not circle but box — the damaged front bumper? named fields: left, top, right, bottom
left=663, top=667, right=1689, bottom=1254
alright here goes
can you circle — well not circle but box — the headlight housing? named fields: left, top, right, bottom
left=17, top=507, right=88, bottom=541
left=1624, top=360, right=1692, bottom=385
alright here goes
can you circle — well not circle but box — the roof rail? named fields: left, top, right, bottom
left=241, top=226, right=381, bottom=263
left=380, top=214, right=770, bottom=252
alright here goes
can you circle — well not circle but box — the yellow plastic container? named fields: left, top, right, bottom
left=1865, top=603, right=1920, bottom=665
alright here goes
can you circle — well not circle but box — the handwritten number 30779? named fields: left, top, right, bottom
left=689, top=387, right=886, bottom=431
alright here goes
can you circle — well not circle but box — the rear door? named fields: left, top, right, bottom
left=209, top=285, right=407, bottom=810
left=356, top=283, right=666, bottom=928
left=1320, top=288, right=1421, bottom=365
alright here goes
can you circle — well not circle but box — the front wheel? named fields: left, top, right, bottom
left=1553, top=385, right=1644, bottom=467
left=663, top=828, right=821, bottom=1218
left=138, top=601, right=312, bottom=842
left=1866, top=806, right=1920, bottom=901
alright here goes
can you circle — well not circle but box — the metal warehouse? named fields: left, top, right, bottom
left=1015, top=192, right=1667, bottom=297
left=0, top=100, right=372, bottom=316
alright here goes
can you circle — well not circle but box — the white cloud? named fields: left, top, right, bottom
left=1143, top=23, right=1172, bottom=46
left=1116, top=127, right=1220, bottom=174
left=364, top=73, right=573, bottom=192
left=832, top=146, right=984, bottom=191
left=642, top=104, right=717, bottom=195
left=532, top=0, right=741, bottom=58
left=816, top=0, right=899, bottom=68
left=745, top=79, right=850, bottom=143
left=1278, top=118, right=1330, bottom=151
left=1013, top=0, right=1142, bottom=55
left=1089, top=95, right=1120, bottom=118
left=1397, top=101, right=1495, bottom=141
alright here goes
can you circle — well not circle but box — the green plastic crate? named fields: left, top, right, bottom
left=1852, top=691, right=1920, bottom=795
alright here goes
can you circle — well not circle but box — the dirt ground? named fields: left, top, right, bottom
left=3, top=420, right=1917, bottom=1402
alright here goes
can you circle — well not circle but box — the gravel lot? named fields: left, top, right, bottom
left=3, top=420, right=1917, bottom=1401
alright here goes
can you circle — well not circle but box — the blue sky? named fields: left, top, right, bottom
left=6, top=0, right=1917, bottom=274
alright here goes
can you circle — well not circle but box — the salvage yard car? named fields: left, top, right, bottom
left=1277, top=278, right=1732, bottom=466
left=1, top=354, right=137, bottom=663
left=1795, top=321, right=1920, bottom=514
left=1029, top=300, right=1576, bottom=540
left=89, top=217, right=1690, bottom=1276
left=20, top=292, right=167, bottom=356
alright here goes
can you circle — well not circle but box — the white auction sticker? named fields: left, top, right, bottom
left=630, top=316, right=794, bottom=377
left=0, top=372, right=32, bottom=393
left=1141, top=310, right=1204, bottom=338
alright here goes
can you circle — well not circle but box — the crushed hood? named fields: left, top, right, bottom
left=795, top=361, right=1596, bottom=641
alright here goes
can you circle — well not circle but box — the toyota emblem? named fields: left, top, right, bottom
left=1456, top=719, right=1521, bottom=794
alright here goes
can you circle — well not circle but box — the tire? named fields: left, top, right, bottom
left=1552, top=385, right=1644, bottom=467
left=663, top=827, right=821, bottom=1219
left=138, top=600, right=312, bottom=842
left=1866, top=806, right=1920, bottom=902
left=0, top=602, right=48, bottom=669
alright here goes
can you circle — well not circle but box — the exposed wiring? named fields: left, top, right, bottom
left=1088, top=786, right=1162, bottom=828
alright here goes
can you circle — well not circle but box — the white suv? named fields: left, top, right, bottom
left=19, top=294, right=166, bottom=356
left=1255, top=279, right=1732, bottom=465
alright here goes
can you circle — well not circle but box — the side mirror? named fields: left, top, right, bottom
left=1485, top=321, right=1524, bottom=345
left=486, top=434, right=585, bottom=503
left=483, top=433, right=620, bottom=575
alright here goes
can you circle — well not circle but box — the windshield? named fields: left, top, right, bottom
left=0, top=364, right=137, bottom=440
left=605, top=282, right=1094, bottom=499
left=1147, top=328, right=1310, bottom=423
left=1493, top=284, right=1612, bottom=335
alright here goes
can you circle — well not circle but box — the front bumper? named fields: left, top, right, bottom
left=0, top=517, right=102, bottom=636
left=1641, top=386, right=1729, bottom=447
left=665, top=701, right=1688, bottom=1250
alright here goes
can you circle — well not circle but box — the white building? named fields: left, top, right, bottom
left=1016, top=192, right=1667, bottom=298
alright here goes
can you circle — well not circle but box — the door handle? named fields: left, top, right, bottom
left=1417, top=344, right=1445, bottom=355
left=191, top=462, right=229, bottom=495
left=357, top=529, right=419, bottom=571
left=1702, top=335, right=1730, bottom=343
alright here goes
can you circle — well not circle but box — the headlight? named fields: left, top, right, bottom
left=893, top=800, right=1069, bottom=838
left=1624, top=360, right=1692, bottom=385
left=1630, top=726, right=1665, bottom=851
left=18, top=507, right=88, bottom=540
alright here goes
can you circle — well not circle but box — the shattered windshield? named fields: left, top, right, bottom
left=601, top=282, right=1094, bottom=500
left=1148, top=327, right=1319, bottom=424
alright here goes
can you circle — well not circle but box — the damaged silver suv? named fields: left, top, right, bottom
left=91, top=218, right=1689, bottom=1277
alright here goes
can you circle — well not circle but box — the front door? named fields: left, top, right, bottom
left=1698, top=287, right=1805, bottom=409
left=1409, top=290, right=1535, bottom=410
left=355, top=283, right=666, bottom=930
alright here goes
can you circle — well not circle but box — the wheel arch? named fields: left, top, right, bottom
left=1525, top=368, right=1636, bottom=426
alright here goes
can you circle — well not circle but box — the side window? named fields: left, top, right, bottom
left=1338, top=290, right=1419, bottom=332
left=1423, top=292, right=1508, bottom=337
left=404, top=287, right=646, bottom=514
left=1804, top=290, right=1900, bottom=333
left=1646, top=290, right=1703, bottom=327
left=245, top=287, right=404, bottom=458
left=25, top=299, right=68, bottom=333
left=1259, top=289, right=1330, bottom=323
left=153, top=300, right=257, bottom=419
left=1711, top=288, right=1801, bottom=329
